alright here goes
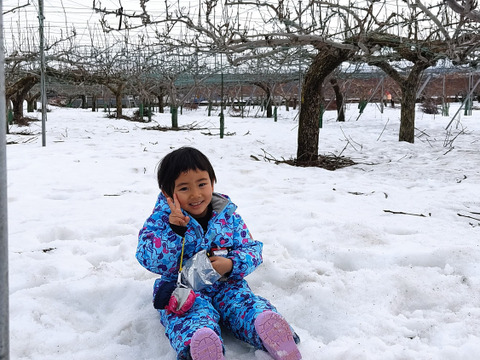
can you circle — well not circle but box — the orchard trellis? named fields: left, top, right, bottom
left=91, top=0, right=480, bottom=157
left=2, top=0, right=480, bottom=158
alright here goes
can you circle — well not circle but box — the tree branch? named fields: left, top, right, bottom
left=445, top=0, right=480, bottom=22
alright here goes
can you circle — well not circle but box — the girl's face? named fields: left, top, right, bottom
left=173, top=169, right=214, bottom=218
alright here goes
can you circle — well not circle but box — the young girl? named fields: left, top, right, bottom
left=136, top=147, right=301, bottom=360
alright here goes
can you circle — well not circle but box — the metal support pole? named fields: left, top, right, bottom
left=171, top=106, right=178, bottom=128
left=220, top=71, right=224, bottom=139
left=0, top=0, right=11, bottom=358
left=39, top=0, right=47, bottom=146
left=298, top=1, right=303, bottom=110
left=416, top=75, right=432, bottom=99
left=220, top=54, right=224, bottom=139
left=298, top=53, right=302, bottom=109
left=380, top=79, right=384, bottom=113
left=465, top=73, right=473, bottom=116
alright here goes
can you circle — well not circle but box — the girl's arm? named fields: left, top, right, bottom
left=136, top=209, right=184, bottom=277
left=226, top=212, right=263, bottom=279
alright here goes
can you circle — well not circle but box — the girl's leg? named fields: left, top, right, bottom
left=160, top=295, right=224, bottom=360
left=212, top=280, right=301, bottom=359
left=211, top=279, right=277, bottom=348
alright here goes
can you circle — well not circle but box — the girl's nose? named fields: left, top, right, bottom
left=190, top=188, right=201, bottom=198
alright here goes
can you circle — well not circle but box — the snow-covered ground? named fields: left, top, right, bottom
left=7, top=101, right=480, bottom=359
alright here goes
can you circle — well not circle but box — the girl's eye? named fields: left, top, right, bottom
left=199, top=182, right=207, bottom=188
left=178, top=187, right=188, bottom=192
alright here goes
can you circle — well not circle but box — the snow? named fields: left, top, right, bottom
left=7, top=102, right=480, bottom=359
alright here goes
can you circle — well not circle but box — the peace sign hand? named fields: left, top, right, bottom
left=166, top=194, right=190, bottom=227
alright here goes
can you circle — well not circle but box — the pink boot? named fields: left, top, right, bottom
left=255, top=311, right=302, bottom=360
left=190, top=327, right=225, bottom=360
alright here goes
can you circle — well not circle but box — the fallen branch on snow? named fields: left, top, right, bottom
left=457, top=212, right=480, bottom=222
left=347, top=190, right=388, bottom=199
left=257, top=148, right=356, bottom=170
left=383, top=209, right=430, bottom=217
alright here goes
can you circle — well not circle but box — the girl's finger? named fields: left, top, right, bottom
left=166, top=196, right=178, bottom=213
left=173, top=194, right=180, bottom=208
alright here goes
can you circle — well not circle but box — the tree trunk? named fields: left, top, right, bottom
left=27, top=99, right=35, bottom=112
left=369, top=54, right=431, bottom=144
left=12, top=97, right=25, bottom=125
left=26, top=92, right=39, bottom=112
left=157, top=95, right=164, bottom=113
left=297, top=48, right=353, bottom=161
left=81, top=94, right=88, bottom=109
left=399, top=85, right=416, bottom=143
left=253, top=82, right=273, bottom=118
left=398, top=65, right=426, bottom=143
left=106, top=83, right=125, bottom=118
left=115, top=92, right=123, bottom=118
left=266, top=90, right=273, bottom=118
left=92, top=94, right=97, bottom=112
left=6, top=75, right=38, bottom=124
left=330, top=78, right=345, bottom=122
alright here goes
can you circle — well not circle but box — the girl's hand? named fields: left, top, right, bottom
left=166, top=194, right=190, bottom=227
left=209, top=256, right=233, bottom=276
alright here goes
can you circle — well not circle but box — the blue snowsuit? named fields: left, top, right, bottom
left=136, top=192, right=278, bottom=359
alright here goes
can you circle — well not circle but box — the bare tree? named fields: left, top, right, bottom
left=362, top=32, right=444, bottom=143
left=93, top=0, right=479, bottom=154
left=6, top=74, right=38, bottom=124
left=3, top=2, right=78, bottom=123
left=356, top=1, right=480, bottom=142
left=92, top=1, right=365, bottom=161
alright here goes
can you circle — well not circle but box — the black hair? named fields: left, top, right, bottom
left=157, top=147, right=217, bottom=198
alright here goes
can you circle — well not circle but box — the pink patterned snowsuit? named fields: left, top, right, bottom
left=136, top=192, right=278, bottom=359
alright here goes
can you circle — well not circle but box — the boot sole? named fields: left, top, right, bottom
left=190, top=327, right=225, bottom=360
left=255, top=311, right=302, bottom=360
